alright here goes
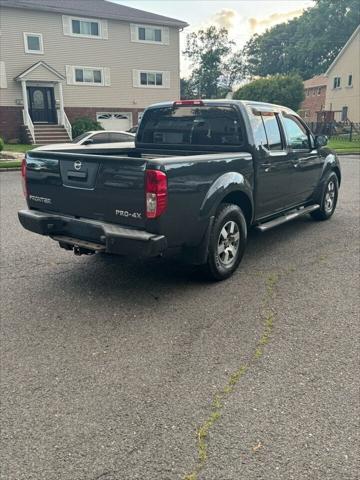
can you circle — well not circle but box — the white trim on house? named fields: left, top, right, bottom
left=0, top=61, right=7, bottom=88
left=132, top=69, right=170, bottom=88
left=325, top=25, right=360, bottom=75
left=65, top=65, right=111, bottom=86
left=130, top=23, right=169, bottom=45
left=23, top=32, right=44, bottom=54
left=15, top=61, right=65, bottom=81
left=62, top=15, right=108, bottom=40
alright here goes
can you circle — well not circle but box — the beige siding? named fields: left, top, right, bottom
left=0, top=6, right=181, bottom=108
left=25, top=65, right=62, bottom=82
left=325, top=29, right=360, bottom=122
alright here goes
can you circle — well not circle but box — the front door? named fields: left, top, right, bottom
left=27, top=87, right=57, bottom=123
left=280, top=113, right=323, bottom=205
left=253, top=111, right=295, bottom=219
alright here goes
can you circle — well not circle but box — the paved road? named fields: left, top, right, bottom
left=1, top=156, right=359, bottom=480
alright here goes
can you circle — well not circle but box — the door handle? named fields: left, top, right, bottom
left=261, top=162, right=272, bottom=172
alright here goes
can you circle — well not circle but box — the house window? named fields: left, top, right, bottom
left=130, top=24, right=169, bottom=45
left=317, top=87, right=321, bottom=95
left=138, top=26, right=162, bottom=42
left=348, top=74, right=353, bottom=87
left=72, top=19, right=99, bottom=36
left=333, top=77, right=341, bottom=89
left=75, top=67, right=103, bottom=85
left=140, top=71, right=163, bottom=86
left=23, top=33, right=44, bottom=54
left=306, top=89, right=310, bottom=96
left=62, top=16, right=107, bottom=39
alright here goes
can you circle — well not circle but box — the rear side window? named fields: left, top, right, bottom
left=261, top=113, right=283, bottom=151
left=108, top=133, right=133, bottom=142
left=282, top=114, right=310, bottom=150
left=137, top=106, right=244, bottom=146
left=91, top=133, right=110, bottom=144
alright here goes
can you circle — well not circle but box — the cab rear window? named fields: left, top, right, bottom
left=137, top=106, right=244, bottom=146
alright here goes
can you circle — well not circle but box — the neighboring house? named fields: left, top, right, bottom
left=0, top=0, right=187, bottom=144
left=324, top=25, right=360, bottom=123
left=299, top=75, right=327, bottom=123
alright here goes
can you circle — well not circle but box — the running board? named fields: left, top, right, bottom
left=255, top=205, right=320, bottom=232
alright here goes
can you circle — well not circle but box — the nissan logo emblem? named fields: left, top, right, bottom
left=74, top=160, right=82, bottom=171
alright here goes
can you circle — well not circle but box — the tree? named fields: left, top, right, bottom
left=233, top=75, right=305, bottom=111
left=245, top=0, right=360, bottom=79
left=180, top=78, right=197, bottom=100
left=183, top=26, right=246, bottom=98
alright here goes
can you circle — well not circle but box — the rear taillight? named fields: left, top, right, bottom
left=145, top=169, right=167, bottom=219
left=21, top=157, right=28, bottom=198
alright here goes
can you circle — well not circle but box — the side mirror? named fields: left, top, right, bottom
left=82, top=138, right=94, bottom=145
left=315, top=135, right=328, bottom=148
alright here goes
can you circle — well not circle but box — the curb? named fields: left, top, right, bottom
left=336, top=152, right=360, bottom=156
left=0, top=167, right=21, bottom=172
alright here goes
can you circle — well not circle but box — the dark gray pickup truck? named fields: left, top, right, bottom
left=19, top=99, right=341, bottom=280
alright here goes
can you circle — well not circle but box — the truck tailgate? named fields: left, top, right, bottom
left=25, top=151, right=148, bottom=228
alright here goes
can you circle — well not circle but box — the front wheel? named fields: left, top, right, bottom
left=311, top=173, right=339, bottom=221
left=204, top=203, right=247, bottom=281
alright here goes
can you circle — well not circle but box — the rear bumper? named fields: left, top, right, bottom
left=18, top=209, right=167, bottom=257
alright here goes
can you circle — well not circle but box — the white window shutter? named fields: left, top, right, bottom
left=101, top=20, right=108, bottom=39
left=0, top=61, right=7, bottom=89
left=130, top=24, right=138, bottom=42
left=62, top=15, right=72, bottom=36
left=104, top=67, right=111, bottom=86
left=132, top=69, right=140, bottom=87
left=65, top=65, right=74, bottom=85
left=162, top=27, right=170, bottom=45
left=163, top=71, right=170, bottom=89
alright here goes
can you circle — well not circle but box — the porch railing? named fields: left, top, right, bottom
left=22, top=109, right=35, bottom=144
left=63, top=110, right=72, bottom=141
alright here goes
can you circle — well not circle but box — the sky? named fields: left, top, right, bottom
left=115, top=0, right=315, bottom=76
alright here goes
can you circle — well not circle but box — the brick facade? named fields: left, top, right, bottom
left=299, top=75, right=328, bottom=123
left=300, top=85, right=327, bottom=123
left=0, top=106, right=24, bottom=142
left=0, top=105, right=144, bottom=142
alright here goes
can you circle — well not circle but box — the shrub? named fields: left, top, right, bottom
left=71, top=117, right=104, bottom=139
left=233, top=74, right=305, bottom=112
left=0, top=137, right=4, bottom=152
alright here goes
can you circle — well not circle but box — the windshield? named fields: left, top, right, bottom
left=72, top=132, right=90, bottom=144
left=137, top=106, right=244, bottom=146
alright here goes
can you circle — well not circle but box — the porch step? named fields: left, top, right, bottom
left=32, top=124, right=71, bottom=145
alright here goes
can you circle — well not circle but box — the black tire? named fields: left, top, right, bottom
left=204, top=203, right=247, bottom=281
left=311, top=172, right=339, bottom=221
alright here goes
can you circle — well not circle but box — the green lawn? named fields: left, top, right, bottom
left=3, top=144, right=36, bottom=153
left=0, top=160, right=23, bottom=169
left=327, top=138, right=360, bottom=154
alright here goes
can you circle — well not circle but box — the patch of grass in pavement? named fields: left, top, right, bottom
left=328, top=138, right=360, bottom=154
left=3, top=144, right=36, bottom=153
left=0, top=160, right=22, bottom=169
left=183, top=273, right=279, bottom=480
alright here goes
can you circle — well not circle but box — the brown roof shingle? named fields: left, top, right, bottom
left=303, top=75, right=328, bottom=89
left=0, top=0, right=188, bottom=28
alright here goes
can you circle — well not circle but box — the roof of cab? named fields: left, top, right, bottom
left=145, top=99, right=296, bottom=114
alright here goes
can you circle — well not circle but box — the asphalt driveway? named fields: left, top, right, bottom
left=1, top=155, right=359, bottom=480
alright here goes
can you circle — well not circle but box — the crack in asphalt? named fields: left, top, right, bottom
left=182, top=255, right=329, bottom=480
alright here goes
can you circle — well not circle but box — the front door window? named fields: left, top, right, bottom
left=27, top=87, right=57, bottom=123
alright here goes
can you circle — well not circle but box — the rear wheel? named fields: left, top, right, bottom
left=311, top=173, right=339, bottom=221
left=204, top=203, right=247, bottom=281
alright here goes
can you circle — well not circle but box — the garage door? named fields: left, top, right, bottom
left=96, top=112, right=132, bottom=131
